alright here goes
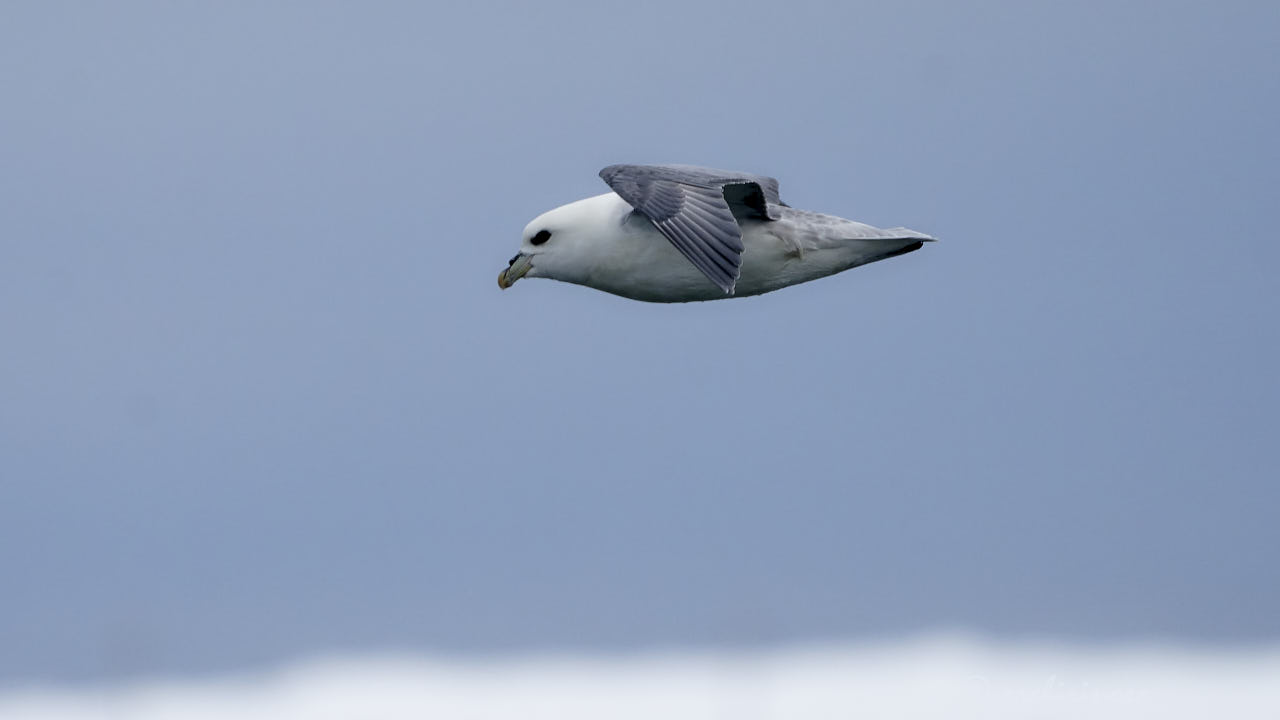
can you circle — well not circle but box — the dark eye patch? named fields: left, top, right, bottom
left=531, top=229, right=551, bottom=245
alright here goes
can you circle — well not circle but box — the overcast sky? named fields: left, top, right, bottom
left=2, top=1, right=1278, bottom=683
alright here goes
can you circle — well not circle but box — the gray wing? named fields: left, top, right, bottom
left=599, top=164, right=785, bottom=294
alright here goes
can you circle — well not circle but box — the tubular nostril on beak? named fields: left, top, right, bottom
left=499, top=252, right=534, bottom=290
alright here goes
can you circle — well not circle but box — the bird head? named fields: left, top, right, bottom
left=498, top=193, right=626, bottom=290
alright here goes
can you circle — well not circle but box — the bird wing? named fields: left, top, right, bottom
left=599, top=164, right=784, bottom=294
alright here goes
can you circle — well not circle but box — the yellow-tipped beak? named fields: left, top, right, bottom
left=498, top=253, right=533, bottom=289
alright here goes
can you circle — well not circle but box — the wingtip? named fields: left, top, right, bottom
left=720, top=272, right=741, bottom=296
left=888, top=227, right=938, bottom=242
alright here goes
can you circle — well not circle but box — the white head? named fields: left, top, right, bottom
left=498, top=193, right=629, bottom=290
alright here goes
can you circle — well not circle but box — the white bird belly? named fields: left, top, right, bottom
left=596, top=209, right=927, bottom=303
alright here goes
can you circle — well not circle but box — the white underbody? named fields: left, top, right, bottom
left=525, top=192, right=932, bottom=303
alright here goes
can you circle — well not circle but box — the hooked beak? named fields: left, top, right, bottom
left=498, top=252, right=533, bottom=289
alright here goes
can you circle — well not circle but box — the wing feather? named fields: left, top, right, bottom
left=599, top=164, right=785, bottom=294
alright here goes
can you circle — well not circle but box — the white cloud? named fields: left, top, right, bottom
left=4, top=634, right=1279, bottom=720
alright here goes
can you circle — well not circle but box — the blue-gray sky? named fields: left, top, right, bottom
left=2, top=1, right=1277, bottom=682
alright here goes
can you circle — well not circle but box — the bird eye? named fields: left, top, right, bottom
left=531, top=229, right=551, bottom=246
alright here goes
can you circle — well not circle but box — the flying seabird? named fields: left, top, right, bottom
left=499, top=164, right=934, bottom=302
